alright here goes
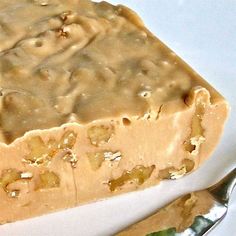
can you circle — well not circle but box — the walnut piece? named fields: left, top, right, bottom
left=87, top=151, right=122, bottom=170
left=36, top=171, right=60, bottom=190
left=21, top=172, right=34, bottom=179
left=23, top=131, right=78, bottom=167
left=58, top=131, right=77, bottom=150
left=87, top=125, right=114, bottom=146
left=185, top=136, right=205, bottom=156
left=158, top=159, right=195, bottom=180
left=23, top=136, right=52, bottom=166
left=0, top=169, right=21, bottom=191
left=184, top=87, right=210, bottom=155
left=182, top=159, right=195, bottom=172
left=108, top=165, right=155, bottom=191
left=103, top=151, right=122, bottom=161
left=87, top=152, right=104, bottom=170
left=62, top=151, right=78, bottom=168
left=60, top=11, right=72, bottom=22
left=169, top=166, right=187, bottom=180
left=0, top=169, right=33, bottom=198
left=158, top=167, right=177, bottom=180
left=57, top=28, right=69, bottom=38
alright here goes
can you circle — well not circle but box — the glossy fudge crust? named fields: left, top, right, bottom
left=0, top=0, right=229, bottom=224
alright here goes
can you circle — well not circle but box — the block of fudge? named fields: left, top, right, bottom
left=0, top=0, right=229, bottom=224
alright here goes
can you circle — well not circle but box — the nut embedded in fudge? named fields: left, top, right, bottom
left=0, top=0, right=229, bottom=224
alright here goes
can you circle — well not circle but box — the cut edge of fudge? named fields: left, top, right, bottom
left=0, top=0, right=229, bottom=225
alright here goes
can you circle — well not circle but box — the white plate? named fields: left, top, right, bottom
left=0, top=1, right=235, bottom=235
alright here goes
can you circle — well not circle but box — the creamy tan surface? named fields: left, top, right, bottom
left=0, top=0, right=229, bottom=225
left=0, top=0, right=215, bottom=144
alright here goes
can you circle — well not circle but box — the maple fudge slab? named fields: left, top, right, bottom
left=0, top=0, right=229, bottom=224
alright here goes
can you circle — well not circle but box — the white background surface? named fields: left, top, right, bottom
left=0, top=1, right=235, bottom=235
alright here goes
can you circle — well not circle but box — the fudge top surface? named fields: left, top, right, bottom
left=0, top=0, right=220, bottom=143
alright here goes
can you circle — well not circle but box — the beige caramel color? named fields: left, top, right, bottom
left=0, top=0, right=229, bottom=224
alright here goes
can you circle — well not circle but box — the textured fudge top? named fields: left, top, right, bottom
left=0, top=0, right=220, bottom=143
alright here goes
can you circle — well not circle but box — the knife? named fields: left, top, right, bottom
left=116, top=168, right=236, bottom=236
